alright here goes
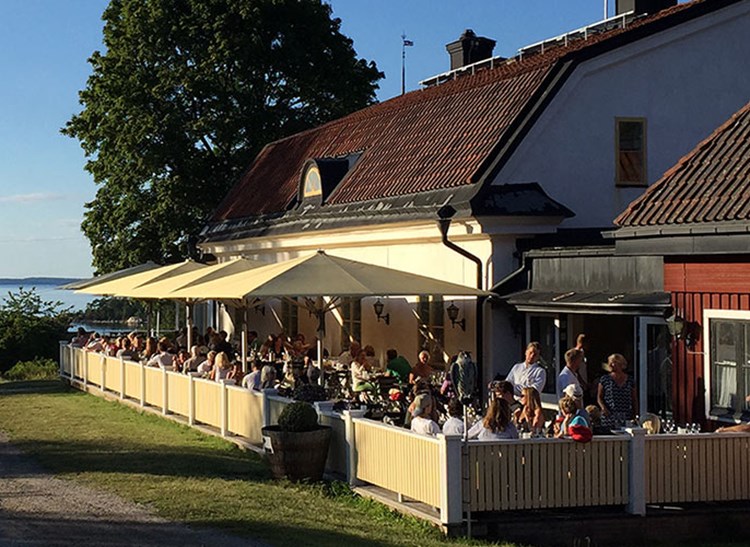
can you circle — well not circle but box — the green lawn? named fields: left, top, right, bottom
left=0, top=381, right=505, bottom=547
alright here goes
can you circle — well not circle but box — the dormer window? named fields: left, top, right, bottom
left=297, top=153, right=361, bottom=207
left=303, top=164, right=322, bottom=198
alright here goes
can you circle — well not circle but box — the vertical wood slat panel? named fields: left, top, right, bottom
left=719, top=438, right=729, bottom=501
left=500, top=444, right=509, bottom=509
left=523, top=445, right=532, bottom=509
left=86, top=352, right=102, bottom=387
left=646, top=435, right=750, bottom=504
left=489, top=446, right=497, bottom=511
left=591, top=442, right=600, bottom=506
left=166, top=373, right=189, bottom=417
left=494, top=445, right=502, bottom=511
left=104, top=357, right=121, bottom=393
left=143, top=367, right=163, bottom=408
left=124, top=362, right=140, bottom=399
left=193, top=379, right=221, bottom=427
left=355, top=420, right=441, bottom=509
left=561, top=443, right=570, bottom=507
left=531, top=442, right=540, bottom=508
left=698, top=438, right=707, bottom=501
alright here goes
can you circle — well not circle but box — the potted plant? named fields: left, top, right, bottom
left=261, top=401, right=332, bottom=481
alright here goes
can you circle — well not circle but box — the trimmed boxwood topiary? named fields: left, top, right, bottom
left=278, top=401, right=319, bottom=432
left=263, top=401, right=331, bottom=481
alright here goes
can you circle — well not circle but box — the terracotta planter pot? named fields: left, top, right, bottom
left=261, top=425, right=332, bottom=481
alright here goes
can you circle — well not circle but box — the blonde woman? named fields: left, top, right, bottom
left=468, top=398, right=519, bottom=441
left=514, top=387, right=545, bottom=434
left=212, top=351, right=231, bottom=382
left=597, top=353, right=637, bottom=428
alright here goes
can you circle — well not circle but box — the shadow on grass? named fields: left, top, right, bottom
left=189, top=519, right=398, bottom=547
left=0, top=379, right=69, bottom=394
left=0, top=508, right=261, bottom=547
left=13, top=437, right=270, bottom=481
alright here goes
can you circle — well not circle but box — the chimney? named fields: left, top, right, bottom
left=445, top=29, right=496, bottom=70
left=616, top=0, right=677, bottom=16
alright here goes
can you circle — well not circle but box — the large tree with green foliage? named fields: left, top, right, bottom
left=65, top=0, right=382, bottom=274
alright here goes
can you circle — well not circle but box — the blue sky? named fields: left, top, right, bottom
left=0, top=0, right=634, bottom=278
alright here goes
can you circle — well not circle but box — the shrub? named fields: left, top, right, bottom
left=278, top=401, right=319, bottom=432
left=3, top=358, right=59, bottom=381
left=0, top=288, right=73, bottom=373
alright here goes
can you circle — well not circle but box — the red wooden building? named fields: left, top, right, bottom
left=615, top=100, right=750, bottom=427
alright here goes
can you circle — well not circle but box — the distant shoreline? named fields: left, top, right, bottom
left=0, top=277, right=83, bottom=286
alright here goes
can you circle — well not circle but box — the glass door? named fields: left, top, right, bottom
left=527, top=313, right=560, bottom=405
left=638, top=317, right=672, bottom=419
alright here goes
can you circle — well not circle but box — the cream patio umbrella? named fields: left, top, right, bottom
left=75, top=260, right=209, bottom=339
left=59, top=261, right=160, bottom=290
left=169, top=250, right=489, bottom=380
left=124, top=257, right=266, bottom=367
left=75, top=260, right=207, bottom=297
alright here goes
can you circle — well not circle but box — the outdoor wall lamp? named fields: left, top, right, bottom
left=666, top=312, right=686, bottom=339
left=446, top=301, right=466, bottom=331
left=373, top=299, right=390, bottom=325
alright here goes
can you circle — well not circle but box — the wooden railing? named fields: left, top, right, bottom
left=354, top=418, right=443, bottom=509
left=58, top=344, right=750, bottom=528
left=166, top=372, right=190, bottom=416
left=468, top=437, right=630, bottom=512
left=645, top=433, right=750, bottom=504
left=227, top=386, right=264, bottom=444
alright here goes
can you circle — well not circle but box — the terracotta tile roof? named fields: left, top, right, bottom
left=211, top=0, right=723, bottom=223
left=615, top=99, right=750, bottom=227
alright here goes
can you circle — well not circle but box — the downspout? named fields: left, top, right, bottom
left=436, top=206, right=484, bottom=388
left=437, top=205, right=483, bottom=541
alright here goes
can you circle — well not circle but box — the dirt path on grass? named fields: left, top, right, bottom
left=0, top=433, right=268, bottom=547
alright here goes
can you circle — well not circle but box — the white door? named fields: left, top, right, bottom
left=637, top=317, right=672, bottom=419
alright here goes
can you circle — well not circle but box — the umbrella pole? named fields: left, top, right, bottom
left=147, top=301, right=153, bottom=337
left=186, top=301, right=193, bottom=350
left=316, top=309, right=325, bottom=386
left=241, top=306, right=249, bottom=373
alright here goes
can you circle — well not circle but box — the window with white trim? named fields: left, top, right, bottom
left=339, top=297, right=361, bottom=347
left=280, top=298, right=298, bottom=337
left=706, top=311, right=750, bottom=421
left=615, top=117, right=647, bottom=186
left=418, top=295, right=444, bottom=364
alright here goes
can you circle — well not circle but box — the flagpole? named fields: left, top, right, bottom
left=401, top=33, right=413, bottom=95
left=401, top=33, right=406, bottom=95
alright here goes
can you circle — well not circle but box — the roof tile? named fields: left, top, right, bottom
left=212, top=0, right=718, bottom=223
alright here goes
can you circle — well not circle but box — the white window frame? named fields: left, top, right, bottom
left=703, top=308, right=750, bottom=423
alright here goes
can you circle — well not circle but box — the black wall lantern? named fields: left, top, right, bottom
left=666, top=312, right=686, bottom=339
left=666, top=310, right=699, bottom=349
left=373, top=299, right=390, bottom=325
left=446, top=301, right=466, bottom=331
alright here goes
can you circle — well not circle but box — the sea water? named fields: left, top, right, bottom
left=0, top=282, right=95, bottom=312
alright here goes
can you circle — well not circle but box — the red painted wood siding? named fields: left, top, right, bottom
left=665, top=260, right=750, bottom=423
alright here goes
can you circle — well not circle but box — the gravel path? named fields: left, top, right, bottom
left=0, top=433, right=268, bottom=547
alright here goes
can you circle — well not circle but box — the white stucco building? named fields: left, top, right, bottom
left=198, top=0, right=750, bottom=388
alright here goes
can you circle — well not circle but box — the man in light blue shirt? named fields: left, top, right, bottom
left=506, top=342, right=546, bottom=397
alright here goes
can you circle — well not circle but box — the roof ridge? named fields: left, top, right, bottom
left=264, top=0, right=711, bottom=152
